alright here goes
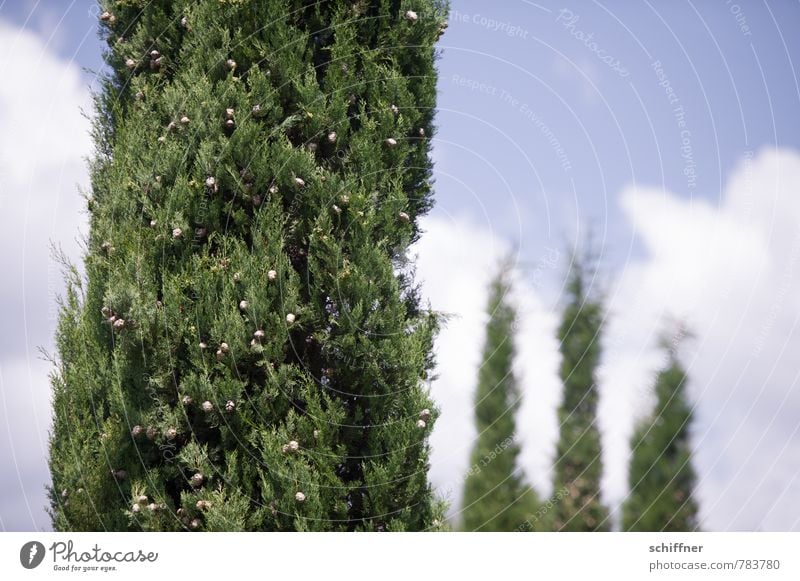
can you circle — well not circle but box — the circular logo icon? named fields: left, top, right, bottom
left=19, top=541, right=46, bottom=569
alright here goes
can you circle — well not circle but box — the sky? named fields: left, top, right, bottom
left=1, top=0, right=799, bottom=531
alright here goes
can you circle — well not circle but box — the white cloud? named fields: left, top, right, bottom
left=0, top=18, right=92, bottom=530
left=603, top=148, right=800, bottom=531
left=417, top=148, right=800, bottom=532
left=0, top=358, right=55, bottom=531
left=414, top=214, right=562, bottom=520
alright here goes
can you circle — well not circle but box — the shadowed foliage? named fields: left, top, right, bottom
left=48, top=0, right=448, bottom=531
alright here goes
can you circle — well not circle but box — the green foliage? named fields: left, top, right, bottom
left=49, top=0, right=448, bottom=531
left=623, top=347, right=699, bottom=531
left=552, top=259, right=610, bottom=531
left=461, top=266, right=539, bottom=531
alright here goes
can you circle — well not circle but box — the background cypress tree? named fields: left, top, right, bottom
left=623, top=338, right=699, bottom=531
left=461, top=266, right=538, bottom=531
left=552, top=258, right=609, bottom=531
left=48, top=0, right=448, bottom=532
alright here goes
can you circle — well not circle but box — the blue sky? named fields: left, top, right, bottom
left=2, top=0, right=800, bottom=531
left=9, top=0, right=800, bottom=262
left=432, top=1, right=800, bottom=272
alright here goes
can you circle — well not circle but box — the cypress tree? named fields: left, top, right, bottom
left=552, top=259, right=609, bottom=531
left=48, top=1, right=448, bottom=532
left=461, top=266, right=538, bottom=531
left=623, top=340, right=699, bottom=531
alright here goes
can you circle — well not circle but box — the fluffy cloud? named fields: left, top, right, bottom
left=603, top=148, right=800, bottom=531
left=0, top=18, right=92, bottom=530
left=414, top=214, right=562, bottom=521
left=417, top=148, right=800, bottom=531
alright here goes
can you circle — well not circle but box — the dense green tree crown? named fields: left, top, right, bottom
left=552, top=263, right=609, bottom=531
left=461, top=267, right=538, bottom=531
left=623, top=351, right=699, bottom=531
left=48, top=0, right=448, bottom=531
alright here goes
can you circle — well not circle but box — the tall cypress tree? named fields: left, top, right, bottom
left=623, top=340, right=699, bottom=531
left=461, top=266, right=538, bottom=531
left=48, top=1, right=448, bottom=532
left=552, top=259, right=609, bottom=531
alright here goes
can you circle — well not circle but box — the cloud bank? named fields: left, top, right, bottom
left=418, top=148, right=800, bottom=531
left=0, top=17, right=92, bottom=530
left=604, top=148, right=800, bottom=531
